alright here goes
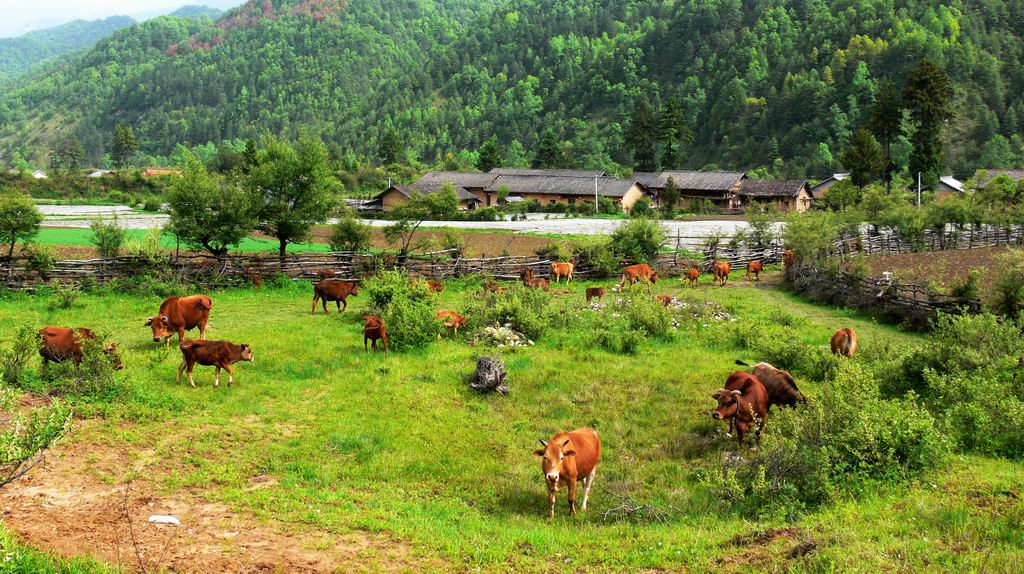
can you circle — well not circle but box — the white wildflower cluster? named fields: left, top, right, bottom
left=473, top=324, right=535, bottom=348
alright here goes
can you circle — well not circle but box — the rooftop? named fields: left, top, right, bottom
left=415, top=171, right=499, bottom=189
left=738, top=179, right=809, bottom=198
left=640, top=170, right=745, bottom=191
left=485, top=175, right=637, bottom=197
left=382, top=183, right=480, bottom=202
left=489, top=167, right=608, bottom=178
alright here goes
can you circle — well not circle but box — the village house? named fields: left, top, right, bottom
left=373, top=183, right=482, bottom=212
left=972, top=168, right=1024, bottom=189
left=933, top=175, right=964, bottom=201
left=483, top=173, right=646, bottom=211
left=414, top=171, right=500, bottom=205
left=31, top=169, right=47, bottom=179
left=809, top=173, right=850, bottom=197
left=635, top=170, right=746, bottom=210
left=737, top=179, right=814, bottom=212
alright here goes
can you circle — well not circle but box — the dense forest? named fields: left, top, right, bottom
left=0, top=16, right=135, bottom=83
left=1, top=0, right=1023, bottom=182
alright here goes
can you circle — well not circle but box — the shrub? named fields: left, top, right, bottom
left=783, top=211, right=840, bottom=262
left=993, top=249, right=1024, bottom=320
left=439, top=228, right=465, bottom=258
left=0, top=325, right=38, bottom=387
left=923, top=369, right=1024, bottom=458
left=609, top=217, right=665, bottom=263
left=328, top=211, right=372, bottom=252
left=41, top=336, right=123, bottom=400
left=571, top=237, right=618, bottom=277
left=731, top=321, right=839, bottom=382
left=0, top=388, right=72, bottom=488
left=629, top=198, right=654, bottom=218
left=46, top=280, right=80, bottom=310
left=23, top=243, right=56, bottom=278
left=124, top=227, right=166, bottom=263
left=90, top=218, right=126, bottom=258
left=592, top=315, right=644, bottom=355
left=707, top=362, right=948, bottom=517
left=363, top=270, right=438, bottom=350
left=620, top=292, right=673, bottom=339
left=950, top=269, right=981, bottom=301
left=142, top=197, right=162, bottom=212
left=465, top=206, right=499, bottom=221
left=465, top=285, right=552, bottom=340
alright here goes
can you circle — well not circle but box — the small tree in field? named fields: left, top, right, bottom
left=246, top=136, right=339, bottom=262
left=329, top=209, right=373, bottom=252
left=610, top=217, right=665, bottom=263
left=660, top=176, right=680, bottom=219
left=90, top=218, right=127, bottom=258
left=384, top=184, right=459, bottom=257
left=0, top=192, right=42, bottom=257
left=168, top=151, right=253, bottom=256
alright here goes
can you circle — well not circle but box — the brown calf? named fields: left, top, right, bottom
left=243, top=268, right=263, bottom=288
left=830, top=328, right=858, bottom=357
left=364, top=315, right=389, bottom=352
left=534, top=428, right=601, bottom=520
left=39, top=327, right=123, bottom=370
left=551, top=262, right=574, bottom=284
left=426, top=279, right=445, bottom=294
left=712, top=371, right=768, bottom=445
left=526, top=277, right=550, bottom=291
left=585, top=287, right=606, bottom=304
left=782, top=250, right=796, bottom=267
left=312, top=280, right=359, bottom=313
left=519, top=268, right=535, bottom=285
left=655, top=294, right=674, bottom=307
left=736, top=360, right=807, bottom=410
left=712, top=261, right=731, bottom=287
left=146, top=295, right=213, bottom=347
left=619, top=263, right=658, bottom=289
left=177, top=340, right=254, bottom=387
left=435, top=310, right=467, bottom=336
left=745, top=260, right=764, bottom=281
left=317, top=269, right=337, bottom=281
left=685, top=267, right=700, bottom=288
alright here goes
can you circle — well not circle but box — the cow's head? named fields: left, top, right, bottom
left=349, top=284, right=359, bottom=296
left=239, top=344, right=255, bottom=362
left=534, top=438, right=575, bottom=483
left=711, top=389, right=742, bottom=420
left=145, top=315, right=172, bottom=342
left=103, top=343, right=124, bottom=370
left=650, top=271, right=658, bottom=284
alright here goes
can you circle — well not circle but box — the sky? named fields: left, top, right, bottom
left=0, top=0, right=242, bottom=38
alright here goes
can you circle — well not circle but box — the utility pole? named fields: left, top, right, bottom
left=594, top=174, right=599, bottom=214
left=917, top=172, right=921, bottom=208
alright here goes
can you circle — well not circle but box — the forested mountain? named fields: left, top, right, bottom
left=1, top=0, right=1023, bottom=181
left=169, top=5, right=226, bottom=20
left=0, top=16, right=135, bottom=82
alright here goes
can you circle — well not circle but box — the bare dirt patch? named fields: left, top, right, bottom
left=0, top=424, right=444, bottom=573
left=866, top=245, right=1019, bottom=302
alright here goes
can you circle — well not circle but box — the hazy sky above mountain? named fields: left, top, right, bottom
left=0, top=0, right=241, bottom=37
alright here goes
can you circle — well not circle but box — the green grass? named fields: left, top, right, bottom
left=0, top=278, right=1022, bottom=572
left=33, top=227, right=334, bottom=254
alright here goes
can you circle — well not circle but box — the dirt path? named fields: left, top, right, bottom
left=0, top=424, right=442, bottom=573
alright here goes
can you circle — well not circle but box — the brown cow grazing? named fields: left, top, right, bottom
left=783, top=250, right=796, bottom=267
left=712, top=372, right=769, bottom=445
left=712, top=261, right=731, bottom=286
left=735, top=360, right=806, bottom=410
left=435, top=310, right=467, bottom=337
left=317, top=269, right=336, bottom=281
left=426, top=279, right=445, bottom=294
left=655, top=294, right=674, bottom=307
left=519, top=268, right=535, bottom=285
left=585, top=287, right=606, bottom=304
left=685, top=267, right=700, bottom=288
left=533, top=428, right=601, bottom=520
left=830, top=328, right=858, bottom=357
left=551, top=262, right=575, bottom=284
left=745, top=260, right=764, bottom=281
left=619, top=263, right=658, bottom=289
left=177, top=340, right=254, bottom=387
left=146, top=295, right=213, bottom=347
left=482, top=280, right=502, bottom=293
left=39, top=327, right=123, bottom=370
left=312, top=280, right=359, bottom=314
left=526, top=277, right=550, bottom=291
left=243, top=268, right=263, bottom=288
left=364, top=315, right=389, bottom=352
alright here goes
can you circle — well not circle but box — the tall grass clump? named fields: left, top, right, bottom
left=464, top=285, right=553, bottom=340
left=363, top=270, right=438, bottom=350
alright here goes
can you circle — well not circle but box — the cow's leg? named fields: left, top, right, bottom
left=187, top=362, right=196, bottom=388
left=581, top=467, right=597, bottom=511
left=176, top=360, right=186, bottom=384
left=341, top=298, right=347, bottom=312
left=312, top=293, right=319, bottom=314
left=567, top=478, right=578, bottom=516
left=214, top=365, right=221, bottom=387
left=364, top=337, right=368, bottom=351
left=546, top=485, right=556, bottom=521
left=224, top=364, right=234, bottom=385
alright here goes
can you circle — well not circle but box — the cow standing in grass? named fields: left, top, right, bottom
left=585, top=287, right=606, bottom=304
left=745, top=260, right=764, bottom=281
left=655, top=294, right=674, bottom=307
left=39, top=327, right=123, bottom=370
left=551, top=262, right=574, bottom=284
left=830, top=328, right=858, bottom=357
left=364, top=316, right=388, bottom=352
left=426, top=279, right=445, bottom=294
left=619, top=263, right=657, bottom=289
left=146, top=295, right=213, bottom=347
left=712, top=372, right=768, bottom=446
left=312, top=280, right=359, bottom=313
left=735, top=360, right=806, bottom=410
left=534, top=428, right=601, bottom=520
left=712, top=261, right=731, bottom=287
left=685, top=267, right=700, bottom=288
left=435, top=310, right=467, bottom=337
left=177, top=340, right=254, bottom=387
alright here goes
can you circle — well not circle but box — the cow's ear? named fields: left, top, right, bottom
left=712, top=390, right=722, bottom=399
left=563, top=449, right=576, bottom=457
left=160, top=315, right=169, bottom=322
left=533, top=449, right=545, bottom=457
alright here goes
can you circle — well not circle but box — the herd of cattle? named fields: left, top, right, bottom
left=32, top=253, right=864, bottom=519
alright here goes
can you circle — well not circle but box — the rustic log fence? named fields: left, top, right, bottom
left=834, top=224, right=1024, bottom=257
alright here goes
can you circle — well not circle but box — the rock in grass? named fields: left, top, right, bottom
left=470, top=355, right=508, bottom=395
left=148, top=515, right=181, bottom=526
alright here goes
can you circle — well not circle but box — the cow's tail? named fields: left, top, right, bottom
left=843, top=333, right=856, bottom=357
left=179, top=340, right=202, bottom=350
left=734, top=359, right=751, bottom=367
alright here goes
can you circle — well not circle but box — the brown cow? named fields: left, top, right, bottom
left=830, top=328, right=858, bottom=358
left=526, top=277, right=550, bottom=291
left=655, top=294, right=674, bottom=307
left=551, top=262, right=575, bottom=284
left=735, top=360, right=806, bottom=410
left=426, top=279, right=445, bottom=294
left=317, top=269, right=336, bottom=281
left=312, top=280, right=359, bottom=314
left=177, top=339, right=254, bottom=387
left=435, top=310, right=467, bottom=337
left=520, top=268, right=535, bottom=285
left=685, top=267, right=700, bottom=288
left=619, top=263, right=658, bottom=289
left=585, top=287, right=606, bottom=304
left=482, top=280, right=502, bottom=293
left=712, top=371, right=768, bottom=445
left=712, top=261, right=731, bottom=287
left=533, top=428, right=601, bottom=520
left=39, top=327, right=123, bottom=370
left=243, top=268, right=263, bottom=288
left=364, top=315, right=388, bottom=352
left=745, top=260, right=764, bottom=281
left=146, top=295, right=212, bottom=347
left=782, top=250, right=796, bottom=267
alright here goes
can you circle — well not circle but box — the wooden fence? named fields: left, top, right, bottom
left=834, top=224, right=1024, bottom=257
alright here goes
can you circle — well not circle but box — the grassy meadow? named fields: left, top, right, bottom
left=0, top=276, right=1022, bottom=572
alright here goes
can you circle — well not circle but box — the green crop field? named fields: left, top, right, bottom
left=0, top=277, right=1021, bottom=573
left=33, top=227, right=335, bottom=254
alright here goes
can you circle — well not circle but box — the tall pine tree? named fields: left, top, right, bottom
left=625, top=97, right=658, bottom=172
left=476, top=136, right=503, bottom=172
left=902, top=61, right=952, bottom=187
left=111, top=124, right=137, bottom=169
left=533, top=128, right=562, bottom=168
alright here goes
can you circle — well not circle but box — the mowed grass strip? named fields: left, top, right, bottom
left=0, top=275, right=1021, bottom=572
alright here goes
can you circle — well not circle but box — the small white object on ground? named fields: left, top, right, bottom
left=148, top=515, right=181, bottom=526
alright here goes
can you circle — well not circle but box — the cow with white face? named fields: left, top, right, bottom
left=533, top=428, right=601, bottom=520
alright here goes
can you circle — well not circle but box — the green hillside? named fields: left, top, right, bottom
left=1, top=0, right=1022, bottom=180
left=0, top=16, right=135, bottom=82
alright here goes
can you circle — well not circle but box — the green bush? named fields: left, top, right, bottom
left=329, top=212, right=373, bottom=252
left=571, top=237, right=619, bottom=277
left=950, top=269, right=981, bottom=301
left=621, top=291, right=674, bottom=339
left=923, top=369, right=1024, bottom=458
left=629, top=198, right=654, bottom=218
left=142, top=196, right=163, bottom=212
left=363, top=270, right=437, bottom=350
left=731, top=321, right=839, bottom=381
left=89, top=218, right=126, bottom=258
left=23, top=243, right=56, bottom=278
left=0, top=388, right=72, bottom=488
left=591, top=314, right=644, bottom=355
left=1, top=325, right=38, bottom=387
left=465, top=285, right=552, bottom=340
left=609, top=217, right=665, bottom=263
left=992, top=249, right=1024, bottom=320
left=124, top=227, right=167, bottom=263
left=46, top=280, right=81, bottom=310
left=42, top=337, right=123, bottom=400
